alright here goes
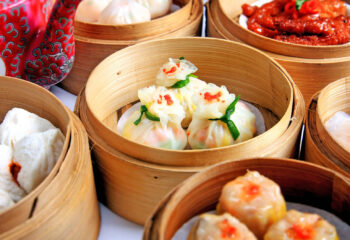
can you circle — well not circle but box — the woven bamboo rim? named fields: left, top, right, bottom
left=74, top=0, right=193, bottom=41
left=76, top=81, right=304, bottom=224
left=316, top=77, right=350, bottom=165
left=207, top=0, right=350, bottom=103
left=84, top=37, right=295, bottom=167
left=143, top=158, right=350, bottom=240
left=0, top=77, right=100, bottom=238
left=305, top=82, right=350, bottom=179
left=215, top=0, right=350, bottom=59
left=61, top=0, right=203, bottom=95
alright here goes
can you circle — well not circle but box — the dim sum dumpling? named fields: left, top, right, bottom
left=0, top=145, right=26, bottom=202
left=188, top=213, right=257, bottom=240
left=14, top=129, right=65, bottom=193
left=187, top=84, right=256, bottom=149
left=156, top=58, right=198, bottom=87
left=0, top=108, right=55, bottom=148
left=75, top=0, right=111, bottom=23
left=325, top=111, right=350, bottom=153
left=217, top=171, right=286, bottom=239
left=137, top=0, right=172, bottom=19
left=264, top=210, right=339, bottom=240
left=0, top=188, right=14, bottom=213
left=117, top=86, right=187, bottom=149
left=98, top=0, right=151, bottom=25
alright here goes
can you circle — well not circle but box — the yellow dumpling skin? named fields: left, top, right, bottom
left=217, top=171, right=287, bottom=238
left=264, top=210, right=339, bottom=240
left=188, top=213, right=257, bottom=240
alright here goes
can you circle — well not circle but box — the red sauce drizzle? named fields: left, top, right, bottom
left=220, top=219, right=237, bottom=239
left=287, top=224, right=314, bottom=239
left=9, top=162, right=21, bottom=186
left=164, top=94, right=173, bottom=105
left=163, top=66, right=177, bottom=74
left=204, top=91, right=222, bottom=102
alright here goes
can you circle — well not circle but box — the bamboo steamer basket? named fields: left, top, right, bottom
left=60, top=0, right=203, bottom=95
left=84, top=37, right=296, bottom=166
left=305, top=77, right=350, bottom=179
left=0, top=77, right=100, bottom=239
left=76, top=37, right=305, bottom=224
left=207, top=0, right=350, bottom=103
left=143, top=158, right=350, bottom=240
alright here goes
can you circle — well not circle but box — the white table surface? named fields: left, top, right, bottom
left=50, top=86, right=144, bottom=240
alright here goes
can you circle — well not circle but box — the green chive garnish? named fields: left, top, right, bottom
left=134, top=105, right=160, bottom=125
left=209, top=95, right=241, bottom=140
left=171, top=74, right=198, bottom=89
left=179, top=56, right=185, bottom=60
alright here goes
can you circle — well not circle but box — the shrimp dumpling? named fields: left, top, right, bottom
left=0, top=189, right=14, bottom=212
left=117, top=86, right=187, bottom=150
left=187, top=84, right=256, bottom=149
left=0, top=145, right=26, bottom=202
left=156, top=58, right=198, bottom=87
left=264, top=210, right=339, bottom=240
left=137, top=0, right=172, bottom=19
left=217, top=171, right=287, bottom=238
left=0, top=108, right=55, bottom=148
left=188, top=213, right=257, bottom=240
left=325, top=111, right=350, bottom=153
left=75, top=0, right=111, bottom=23
left=14, top=129, right=65, bottom=193
left=98, top=0, right=151, bottom=25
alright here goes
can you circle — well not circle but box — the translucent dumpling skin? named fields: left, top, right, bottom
left=264, top=210, right=339, bottom=240
left=187, top=84, right=256, bottom=149
left=188, top=213, right=257, bottom=240
left=217, top=171, right=287, bottom=238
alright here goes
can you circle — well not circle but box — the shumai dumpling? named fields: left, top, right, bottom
left=0, top=108, right=55, bottom=148
left=13, top=129, right=64, bottom=193
left=98, top=0, right=151, bottom=25
left=0, top=145, right=26, bottom=202
left=217, top=171, right=286, bottom=238
left=188, top=213, right=257, bottom=240
left=264, top=210, right=339, bottom=240
left=0, top=188, right=14, bottom=213
left=75, top=0, right=111, bottom=22
left=187, top=84, right=256, bottom=149
left=117, top=86, right=187, bottom=150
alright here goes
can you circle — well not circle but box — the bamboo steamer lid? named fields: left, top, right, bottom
left=305, top=77, right=350, bottom=179
left=61, top=0, right=203, bottom=95
left=207, top=0, right=350, bottom=103
left=84, top=37, right=295, bottom=166
left=76, top=37, right=305, bottom=224
left=143, top=158, right=350, bottom=240
left=0, top=77, right=100, bottom=239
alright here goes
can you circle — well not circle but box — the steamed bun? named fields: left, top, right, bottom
left=14, top=129, right=65, bottom=193
left=0, top=188, right=14, bottom=212
left=0, top=108, right=55, bottom=148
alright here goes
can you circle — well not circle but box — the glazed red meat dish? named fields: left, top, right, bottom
left=242, top=0, right=350, bottom=45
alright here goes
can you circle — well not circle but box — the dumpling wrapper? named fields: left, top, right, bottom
left=0, top=108, right=55, bottom=149
left=98, top=0, right=151, bottom=25
left=0, top=188, right=14, bottom=213
left=0, top=145, right=26, bottom=202
left=137, top=0, right=172, bottom=19
left=325, top=111, right=350, bottom=153
left=14, top=128, right=64, bottom=193
left=75, top=0, right=111, bottom=23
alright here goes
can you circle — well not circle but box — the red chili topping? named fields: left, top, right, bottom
left=164, top=94, right=173, bottom=105
left=204, top=91, right=222, bottom=102
left=9, top=162, right=21, bottom=186
left=163, top=66, right=177, bottom=74
left=220, top=219, right=237, bottom=238
left=299, top=0, right=320, bottom=15
left=157, top=95, right=163, bottom=104
left=176, top=63, right=180, bottom=68
left=241, top=182, right=261, bottom=201
left=287, top=224, right=314, bottom=239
